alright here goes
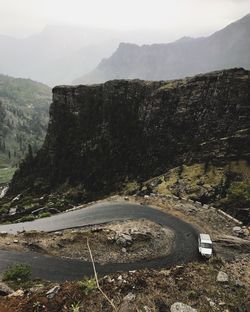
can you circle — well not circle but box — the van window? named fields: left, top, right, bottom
left=201, top=243, right=211, bottom=248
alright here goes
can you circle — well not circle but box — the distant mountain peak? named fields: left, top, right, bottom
left=75, top=14, right=250, bottom=85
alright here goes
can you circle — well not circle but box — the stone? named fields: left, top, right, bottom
left=235, top=279, right=244, bottom=287
left=233, top=226, right=243, bottom=235
left=217, top=271, right=229, bottom=283
left=8, top=289, right=24, bottom=297
left=117, top=275, right=123, bottom=281
left=170, top=302, right=197, bottom=312
left=123, top=292, right=136, bottom=302
left=121, top=248, right=127, bottom=253
left=0, top=282, right=14, bottom=296
left=116, top=234, right=133, bottom=247
left=46, top=285, right=60, bottom=299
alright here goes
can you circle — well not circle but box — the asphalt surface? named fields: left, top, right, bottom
left=0, top=202, right=200, bottom=282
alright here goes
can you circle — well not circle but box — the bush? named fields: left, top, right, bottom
left=209, top=255, right=225, bottom=269
left=38, top=212, right=51, bottom=218
left=3, top=264, right=31, bottom=282
left=226, top=182, right=250, bottom=207
left=77, top=278, right=97, bottom=295
left=18, top=215, right=36, bottom=222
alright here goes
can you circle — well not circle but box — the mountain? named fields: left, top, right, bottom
left=0, top=25, right=119, bottom=86
left=0, top=25, right=176, bottom=87
left=75, top=14, right=250, bottom=84
left=8, top=68, right=250, bottom=222
left=0, top=74, right=51, bottom=166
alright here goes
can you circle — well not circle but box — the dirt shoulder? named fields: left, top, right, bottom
left=0, top=258, right=249, bottom=312
left=0, top=219, right=174, bottom=265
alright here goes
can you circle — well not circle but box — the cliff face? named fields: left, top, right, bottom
left=10, top=68, right=250, bottom=197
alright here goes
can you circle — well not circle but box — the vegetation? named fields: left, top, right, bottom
left=0, top=166, right=16, bottom=184
left=3, top=264, right=31, bottom=282
left=77, top=278, right=97, bottom=295
left=0, top=74, right=51, bottom=166
left=38, top=212, right=51, bottom=218
left=223, top=182, right=250, bottom=208
left=17, top=215, right=36, bottom=222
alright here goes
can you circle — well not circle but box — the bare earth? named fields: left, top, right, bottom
left=0, top=219, right=174, bottom=264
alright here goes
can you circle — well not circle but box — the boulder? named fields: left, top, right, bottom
left=170, top=302, right=197, bottom=312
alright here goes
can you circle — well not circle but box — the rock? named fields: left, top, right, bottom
left=54, top=232, right=63, bottom=236
left=8, top=289, right=24, bottom=297
left=0, top=282, right=14, bottom=296
left=209, top=301, right=216, bottom=307
left=124, top=196, right=129, bottom=201
left=121, top=247, right=127, bottom=253
left=13, top=239, right=19, bottom=243
left=170, top=302, right=197, bottom=312
left=217, top=271, right=229, bottom=283
left=9, top=68, right=250, bottom=227
left=233, top=226, right=244, bottom=235
left=116, top=234, right=133, bottom=247
left=235, top=279, right=244, bottom=287
left=0, top=231, right=7, bottom=236
left=46, top=285, right=60, bottom=299
left=123, top=292, right=136, bottom=302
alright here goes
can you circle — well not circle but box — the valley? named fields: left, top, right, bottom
left=0, top=10, right=250, bottom=311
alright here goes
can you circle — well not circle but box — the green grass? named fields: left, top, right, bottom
left=3, top=264, right=31, bottom=282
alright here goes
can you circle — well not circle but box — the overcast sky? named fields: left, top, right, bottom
left=0, top=0, right=250, bottom=39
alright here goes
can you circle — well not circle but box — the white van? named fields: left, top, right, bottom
left=198, top=233, right=212, bottom=258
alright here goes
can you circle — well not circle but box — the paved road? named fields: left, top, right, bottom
left=0, top=202, right=200, bottom=282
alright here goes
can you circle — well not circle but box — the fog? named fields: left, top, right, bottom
left=0, top=0, right=249, bottom=86
left=0, top=0, right=250, bottom=42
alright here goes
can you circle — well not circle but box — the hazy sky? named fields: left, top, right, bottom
left=0, top=0, right=250, bottom=39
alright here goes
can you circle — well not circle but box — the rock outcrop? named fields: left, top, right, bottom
left=9, top=68, right=250, bottom=199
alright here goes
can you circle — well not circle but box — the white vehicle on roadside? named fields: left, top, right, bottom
left=198, top=233, right=212, bottom=258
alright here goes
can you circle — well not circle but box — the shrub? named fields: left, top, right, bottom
left=226, top=182, right=250, bottom=208
left=77, top=278, right=97, bottom=295
left=209, top=255, right=225, bottom=269
left=3, top=264, right=31, bottom=282
left=18, top=215, right=36, bottom=222
left=38, top=212, right=51, bottom=218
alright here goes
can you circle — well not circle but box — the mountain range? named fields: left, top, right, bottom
left=0, top=26, right=176, bottom=87
left=74, top=14, right=250, bottom=84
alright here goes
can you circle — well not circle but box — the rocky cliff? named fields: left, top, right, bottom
left=9, top=68, right=250, bottom=200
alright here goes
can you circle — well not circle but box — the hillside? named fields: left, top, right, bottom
left=7, top=68, right=250, bottom=222
left=0, top=75, right=51, bottom=183
left=75, top=14, right=250, bottom=84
